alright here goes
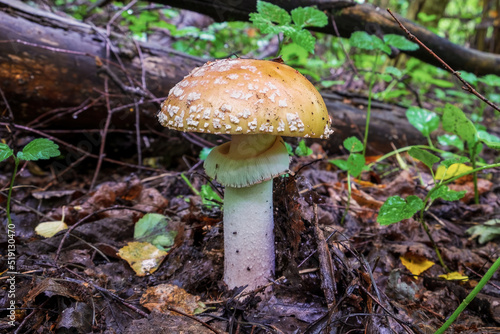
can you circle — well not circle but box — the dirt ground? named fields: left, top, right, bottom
left=0, top=133, right=499, bottom=334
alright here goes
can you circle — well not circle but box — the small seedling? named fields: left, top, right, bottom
left=0, top=138, right=60, bottom=229
left=349, top=31, right=419, bottom=157
left=329, top=136, right=366, bottom=225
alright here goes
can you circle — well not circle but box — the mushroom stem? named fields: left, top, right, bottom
left=223, top=180, right=275, bottom=290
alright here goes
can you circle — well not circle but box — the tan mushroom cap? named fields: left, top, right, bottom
left=158, top=58, right=333, bottom=139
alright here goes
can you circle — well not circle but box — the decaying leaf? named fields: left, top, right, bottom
left=140, top=283, right=205, bottom=315
left=117, top=241, right=168, bottom=276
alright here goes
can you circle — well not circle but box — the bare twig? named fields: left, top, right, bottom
left=167, top=306, right=222, bottom=334
left=0, top=122, right=161, bottom=172
left=387, top=9, right=500, bottom=112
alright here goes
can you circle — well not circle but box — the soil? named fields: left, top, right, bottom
left=0, top=135, right=499, bottom=334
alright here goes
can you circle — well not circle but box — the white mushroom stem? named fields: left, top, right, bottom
left=223, top=180, right=275, bottom=290
left=204, top=134, right=290, bottom=290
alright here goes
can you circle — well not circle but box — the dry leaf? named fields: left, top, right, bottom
left=140, top=284, right=204, bottom=315
left=117, top=242, right=168, bottom=276
left=400, top=253, right=435, bottom=278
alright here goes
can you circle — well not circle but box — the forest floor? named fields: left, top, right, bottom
left=0, top=131, right=499, bottom=334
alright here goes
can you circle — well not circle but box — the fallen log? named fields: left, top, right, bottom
left=162, top=0, right=500, bottom=76
left=0, top=0, right=425, bottom=155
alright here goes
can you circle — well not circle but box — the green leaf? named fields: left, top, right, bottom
left=0, top=143, right=14, bottom=162
left=437, top=134, right=464, bottom=151
left=477, top=130, right=500, bottom=150
left=134, top=213, right=177, bottom=251
left=329, top=159, right=349, bottom=171
left=284, top=141, right=294, bottom=155
left=343, top=136, right=363, bottom=153
left=406, top=107, right=439, bottom=136
left=408, top=147, right=440, bottom=170
left=383, top=34, right=419, bottom=51
left=442, top=103, right=477, bottom=145
left=287, top=29, right=316, bottom=53
left=441, top=156, right=470, bottom=168
left=200, top=184, right=222, bottom=208
left=385, top=66, right=402, bottom=78
left=460, top=71, right=478, bottom=86
left=466, top=219, right=500, bottom=244
left=17, top=138, right=60, bottom=161
left=291, top=6, right=328, bottom=28
left=478, top=74, right=500, bottom=87
left=199, top=147, right=213, bottom=161
left=430, top=185, right=466, bottom=201
left=377, top=195, right=424, bottom=225
left=295, top=139, right=313, bottom=156
left=350, top=31, right=391, bottom=54
left=347, top=153, right=365, bottom=178
left=251, top=1, right=291, bottom=26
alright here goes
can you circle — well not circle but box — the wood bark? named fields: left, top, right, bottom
left=0, top=0, right=425, bottom=154
left=162, top=0, right=500, bottom=76
left=0, top=0, right=203, bottom=130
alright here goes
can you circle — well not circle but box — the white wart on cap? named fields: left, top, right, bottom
left=158, top=58, right=333, bottom=139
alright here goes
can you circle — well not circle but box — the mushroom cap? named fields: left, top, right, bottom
left=158, top=58, right=333, bottom=139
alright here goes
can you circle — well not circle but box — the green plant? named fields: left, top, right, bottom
left=434, top=255, right=500, bottom=334
left=180, top=173, right=222, bottom=209
left=284, top=140, right=313, bottom=157
left=329, top=136, right=366, bottom=225
left=249, top=0, right=328, bottom=54
left=377, top=147, right=500, bottom=269
left=348, top=31, right=419, bottom=157
left=404, top=103, right=500, bottom=203
left=0, top=138, right=60, bottom=228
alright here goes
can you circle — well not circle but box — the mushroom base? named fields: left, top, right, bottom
left=223, top=180, right=275, bottom=291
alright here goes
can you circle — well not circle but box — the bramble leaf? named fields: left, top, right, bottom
left=291, top=6, right=328, bottom=28
left=383, top=34, right=419, bottom=51
left=17, top=138, right=60, bottom=161
left=251, top=1, right=291, bottom=26
left=350, top=31, right=391, bottom=54
left=287, top=29, right=316, bottom=53
left=377, top=195, right=424, bottom=225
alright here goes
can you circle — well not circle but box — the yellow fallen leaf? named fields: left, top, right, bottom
left=35, top=206, right=68, bottom=238
left=435, top=163, right=472, bottom=180
left=439, top=271, right=469, bottom=281
left=118, top=241, right=168, bottom=276
left=400, top=254, right=435, bottom=278
left=35, top=221, right=68, bottom=238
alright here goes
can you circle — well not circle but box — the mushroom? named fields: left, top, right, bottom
left=158, top=58, right=332, bottom=291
